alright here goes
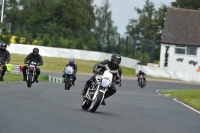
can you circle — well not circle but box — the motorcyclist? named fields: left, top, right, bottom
left=63, top=58, right=77, bottom=86
left=137, top=70, right=146, bottom=83
left=22, top=48, right=43, bottom=83
left=81, top=54, right=122, bottom=105
left=0, top=42, right=11, bottom=81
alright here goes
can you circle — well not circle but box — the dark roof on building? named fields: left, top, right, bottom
left=162, top=8, right=200, bottom=46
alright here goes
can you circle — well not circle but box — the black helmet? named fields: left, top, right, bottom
left=111, top=54, right=121, bottom=66
left=33, top=47, right=39, bottom=55
left=0, top=42, right=7, bottom=50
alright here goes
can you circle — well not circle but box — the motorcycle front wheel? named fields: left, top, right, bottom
left=27, top=75, right=33, bottom=88
left=81, top=99, right=92, bottom=110
left=64, top=78, right=70, bottom=90
left=89, top=92, right=104, bottom=113
left=140, top=79, right=144, bottom=88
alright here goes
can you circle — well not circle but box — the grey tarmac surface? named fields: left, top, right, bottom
left=0, top=73, right=200, bottom=133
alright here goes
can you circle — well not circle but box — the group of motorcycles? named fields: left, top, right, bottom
left=0, top=60, right=38, bottom=88
left=63, top=65, right=146, bottom=113
left=1, top=60, right=146, bottom=113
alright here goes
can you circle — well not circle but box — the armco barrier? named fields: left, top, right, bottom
left=7, top=64, right=22, bottom=74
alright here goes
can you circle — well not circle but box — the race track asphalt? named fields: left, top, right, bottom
left=0, top=72, right=200, bottom=133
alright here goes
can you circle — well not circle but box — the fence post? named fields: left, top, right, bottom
left=125, top=36, right=128, bottom=57
left=117, top=34, right=121, bottom=54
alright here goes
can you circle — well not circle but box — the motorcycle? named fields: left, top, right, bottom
left=81, top=68, right=120, bottom=113
left=26, top=62, right=37, bottom=87
left=0, top=60, right=5, bottom=81
left=63, top=66, right=74, bottom=90
left=138, top=75, right=145, bottom=88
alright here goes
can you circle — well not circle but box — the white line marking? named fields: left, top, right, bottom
left=156, top=89, right=162, bottom=95
left=173, top=98, right=200, bottom=115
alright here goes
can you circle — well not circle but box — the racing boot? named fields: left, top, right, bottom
left=101, top=99, right=106, bottom=106
left=81, top=84, right=89, bottom=96
left=23, top=74, right=27, bottom=81
left=35, top=75, right=39, bottom=83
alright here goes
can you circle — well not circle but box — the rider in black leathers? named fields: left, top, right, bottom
left=81, top=54, right=122, bottom=105
left=63, top=58, right=77, bottom=86
left=0, top=42, right=11, bottom=81
left=22, top=48, right=43, bottom=83
left=137, top=70, right=146, bottom=83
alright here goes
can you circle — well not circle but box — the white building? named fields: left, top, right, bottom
left=160, top=8, right=200, bottom=72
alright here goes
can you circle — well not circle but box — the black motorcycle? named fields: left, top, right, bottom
left=138, top=75, right=145, bottom=88
left=0, top=60, right=5, bottom=81
left=26, top=62, right=37, bottom=87
left=63, top=66, right=74, bottom=90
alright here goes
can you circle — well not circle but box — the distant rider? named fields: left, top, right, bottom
left=63, top=58, right=77, bottom=86
left=81, top=54, right=122, bottom=105
left=22, top=48, right=43, bottom=83
left=0, top=42, right=11, bottom=81
left=137, top=70, right=146, bottom=83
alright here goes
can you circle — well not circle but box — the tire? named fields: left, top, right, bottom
left=27, top=75, right=32, bottom=88
left=81, top=99, right=92, bottom=110
left=89, top=92, right=104, bottom=113
left=141, top=79, right=144, bottom=88
left=64, top=78, right=70, bottom=90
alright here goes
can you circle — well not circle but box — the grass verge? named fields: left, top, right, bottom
left=1, top=73, right=48, bottom=82
left=11, top=53, right=137, bottom=77
left=161, top=89, right=200, bottom=111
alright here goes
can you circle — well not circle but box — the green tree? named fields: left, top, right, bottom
left=126, top=0, right=167, bottom=61
left=94, top=0, right=118, bottom=53
left=14, top=28, right=22, bottom=43
left=171, top=0, right=200, bottom=10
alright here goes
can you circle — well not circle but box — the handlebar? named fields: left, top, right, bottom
left=25, top=62, right=40, bottom=66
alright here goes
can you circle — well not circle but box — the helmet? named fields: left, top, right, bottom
left=33, top=48, right=39, bottom=55
left=111, top=54, right=121, bottom=66
left=0, top=42, right=7, bottom=50
left=139, top=70, right=142, bottom=73
left=69, top=58, right=74, bottom=64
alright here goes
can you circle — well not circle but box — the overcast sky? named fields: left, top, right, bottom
left=93, top=0, right=174, bottom=35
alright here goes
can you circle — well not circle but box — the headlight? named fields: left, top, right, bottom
left=101, top=79, right=110, bottom=87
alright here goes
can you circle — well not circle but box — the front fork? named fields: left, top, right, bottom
left=26, top=70, right=36, bottom=82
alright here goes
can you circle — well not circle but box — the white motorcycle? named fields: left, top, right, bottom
left=63, top=66, right=74, bottom=90
left=81, top=68, right=120, bottom=113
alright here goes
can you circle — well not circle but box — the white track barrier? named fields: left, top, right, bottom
left=7, top=44, right=139, bottom=69
left=136, top=65, right=200, bottom=82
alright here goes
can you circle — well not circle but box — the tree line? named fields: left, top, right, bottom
left=0, top=0, right=199, bottom=62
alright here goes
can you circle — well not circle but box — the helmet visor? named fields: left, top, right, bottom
left=113, top=59, right=120, bottom=65
left=33, top=51, right=38, bottom=55
left=1, top=46, right=6, bottom=49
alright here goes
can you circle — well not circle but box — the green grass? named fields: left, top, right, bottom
left=10, top=53, right=136, bottom=77
left=1, top=73, right=48, bottom=82
left=161, top=89, right=200, bottom=111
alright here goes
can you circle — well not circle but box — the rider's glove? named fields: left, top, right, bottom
left=2, top=61, right=6, bottom=65
left=92, top=69, right=97, bottom=73
left=115, top=79, right=121, bottom=84
left=38, top=63, right=42, bottom=66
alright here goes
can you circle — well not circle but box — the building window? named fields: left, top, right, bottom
left=175, top=46, right=186, bottom=54
left=186, top=46, right=197, bottom=55
left=175, top=46, right=197, bottom=56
